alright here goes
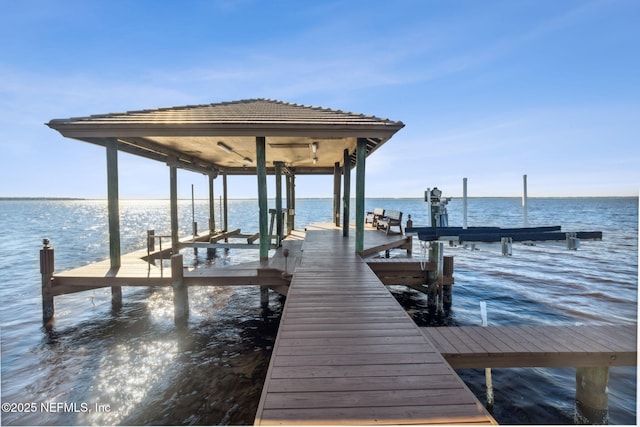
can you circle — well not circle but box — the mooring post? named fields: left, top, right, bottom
left=171, top=253, right=189, bottom=326
left=522, top=174, right=529, bottom=228
left=260, top=287, right=269, bottom=310
left=427, top=241, right=444, bottom=312
left=575, top=366, right=609, bottom=424
left=40, top=238, right=55, bottom=325
left=480, top=301, right=494, bottom=410
left=442, top=255, right=453, bottom=308
left=567, top=232, right=580, bottom=250
left=501, top=237, right=513, bottom=256
left=462, top=177, right=468, bottom=230
left=147, top=229, right=155, bottom=253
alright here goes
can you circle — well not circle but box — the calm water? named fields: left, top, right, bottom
left=0, top=197, right=637, bottom=425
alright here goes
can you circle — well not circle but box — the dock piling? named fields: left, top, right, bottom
left=442, top=255, right=453, bottom=308
left=575, top=366, right=610, bottom=424
left=567, top=232, right=580, bottom=250
left=501, top=237, right=513, bottom=256
left=40, top=238, right=55, bottom=326
left=427, top=241, right=444, bottom=312
left=171, top=254, right=189, bottom=325
left=260, top=288, right=269, bottom=309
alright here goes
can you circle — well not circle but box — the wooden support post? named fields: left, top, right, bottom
left=208, top=173, right=216, bottom=259
left=147, top=229, right=155, bottom=253
left=209, top=173, right=216, bottom=233
left=256, top=137, right=269, bottom=264
left=355, top=138, right=366, bottom=254
left=333, top=162, right=341, bottom=227
left=260, top=287, right=269, bottom=310
left=275, top=161, right=283, bottom=247
left=40, top=238, right=55, bottom=326
left=428, top=241, right=444, bottom=312
left=106, top=138, right=122, bottom=308
left=443, top=255, right=453, bottom=308
left=575, top=366, right=609, bottom=424
left=342, top=149, right=351, bottom=237
left=287, top=169, right=296, bottom=234
left=171, top=253, right=189, bottom=326
left=286, top=174, right=292, bottom=234
left=480, top=301, right=494, bottom=410
left=290, top=173, right=296, bottom=232
left=285, top=170, right=296, bottom=235
left=222, top=172, right=229, bottom=232
left=169, top=165, right=179, bottom=253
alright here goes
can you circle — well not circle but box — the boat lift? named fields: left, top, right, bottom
left=406, top=185, right=602, bottom=256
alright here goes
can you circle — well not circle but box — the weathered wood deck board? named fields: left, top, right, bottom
left=255, top=229, right=496, bottom=426
left=422, top=325, right=637, bottom=368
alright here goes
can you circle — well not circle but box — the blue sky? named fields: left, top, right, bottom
left=1, top=0, right=638, bottom=199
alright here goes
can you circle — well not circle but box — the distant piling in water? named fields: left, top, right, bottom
left=522, top=174, right=529, bottom=227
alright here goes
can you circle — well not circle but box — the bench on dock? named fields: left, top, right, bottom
left=377, top=209, right=403, bottom=235
left=365, top=208, right=385, bottom=227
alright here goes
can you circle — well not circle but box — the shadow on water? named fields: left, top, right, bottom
left=387, top=285, right=457, bottom=327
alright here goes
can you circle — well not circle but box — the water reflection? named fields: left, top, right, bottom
left=5, top=283, right=283, bottom=426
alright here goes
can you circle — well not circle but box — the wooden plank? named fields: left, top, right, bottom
left=258, top=404, right=494, bottom=426
left=266, top=374, right=464, bottom=393
left=273, top=352, right=444, bottom=367
left=277, top=335, right=426, bottom=347
left=269, top=363, right=454, bottom=379
left=264, top=388, right=476, bottom=410
left=275, top=343, right=434, bottom=356
left=280, top=328, right=422, bottom=340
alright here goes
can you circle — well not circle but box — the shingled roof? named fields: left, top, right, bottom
left=47, top=98, right=404, bottom=175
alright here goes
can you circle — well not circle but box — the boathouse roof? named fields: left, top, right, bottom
left=47, top=98, right=404, bottom=175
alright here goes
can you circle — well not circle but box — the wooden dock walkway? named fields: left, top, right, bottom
left=254, top=230, right=496, bottom=425
left=421, top=325, right=637, bottom=369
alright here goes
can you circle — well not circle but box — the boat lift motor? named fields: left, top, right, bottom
left=425, top=187, right=451, bottom=228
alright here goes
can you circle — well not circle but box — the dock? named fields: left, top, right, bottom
left=254, top=229, right=496, bottom=425
left=421, top=325, right=637, bottom=369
